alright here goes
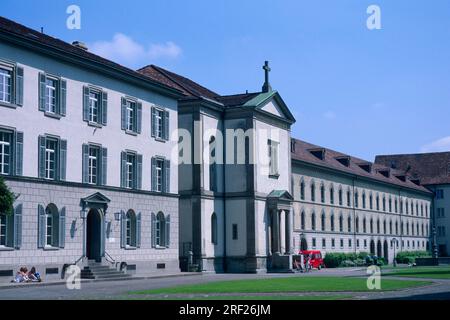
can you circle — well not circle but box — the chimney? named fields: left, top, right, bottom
left=72, top=41, right=88, bottom=51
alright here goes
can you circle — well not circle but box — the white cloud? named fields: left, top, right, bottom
left=323, top=110, right=336, bottom=120
left=89, top=33, right=181, bottom=67
left=421, top=136, right=450, bottom=153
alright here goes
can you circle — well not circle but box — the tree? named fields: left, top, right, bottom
left=0, top=176, right=15, bottom=216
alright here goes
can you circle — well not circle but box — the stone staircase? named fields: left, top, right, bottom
left=80, top=260, right=132, bottom=280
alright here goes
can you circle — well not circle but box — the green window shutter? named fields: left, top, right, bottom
left=165, top=214, right=170, bottom=248
left=151, top=107, right=156, bottom=137
left=120, top=152, right=127, bottom=188
left=82, top=144, right=89, bottom=183
left=151, top=157, right=156, bottom=191
left=83, top=86, right=90, bottom=121
left=38, top=73, right=46, bottom=111
left=59, top=139, right=67, bottom=181
left=101, top=147, right=108, bottom=186
left=120, top=210, right=125, bottom=248
left=136, top=102, right=142, bottom=134
left=38, top=205, right=45, bottom=248
left=121, top=98, right=127, bottom=130
left=15, top=66, right=24, bottom=106
left=164, top=110, right=170, bottom=140
left=15, top=132, right=23, bottom=176
left=59, top=79, right=67, bottom=116
left=136, top=212, right=142, bottom=248
left=136, top=154, right=143, bottom=190
left=151, top=212, right=156, bottom=248
left=101, top=91, right=108, bottom=126
left=59, top=207, right=66, bottom=248
left=164, top=159, right=171, bottom=193
left=13, top=204, right=23, bottom=249
left=38, top=136, right=46, bottom=178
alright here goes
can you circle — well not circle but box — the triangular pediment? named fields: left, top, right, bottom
left=81, top=192, right=111, bottom=205
left=243, top=91, right=296, bottom=123
left=267, top=190, right=294, bottom=201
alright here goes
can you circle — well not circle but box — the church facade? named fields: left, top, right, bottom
left=0, top=16, right=435, bottom=281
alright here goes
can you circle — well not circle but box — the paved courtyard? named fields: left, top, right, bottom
left=0, top=267, right=449, bottom=300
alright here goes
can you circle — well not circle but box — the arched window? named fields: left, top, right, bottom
left=338, top=187, right=343, bottom=206
left=311, top=182, right=316, bottom=202
left=421, top=204, right=424, bottom=217
left=406, top=222, right=409, bottom=235
left=421, top=223, right=424, bottom=236
left=329, top=185, right=334, bottom=204
left=347, top=216, right=352, bottom=232
left=383, top=220, right=386, bottom=234
left=406, top=199, right=409, bottom=214
left=45, top=204, right=60, bottom=248
left=321, top=211, right=326, bottom=231
left=377, top=219, right=380, bottom=234
left=311, top=212, right=316, bottom=231
left=416, top=202, right=419, bottom=216
left=389, top=197, right=392, bottom=212
left=347, top=189, right=351, bottom=207
left=363, top=217, right=367, bottom=233
left=300, top=179, right=305, bottom=200
left=209, top=136, right=217, bottom=192
left=411, top=201, right=414, bottom=215
left=362, top=192, right=366, bottom=209
left=416, top=223, right=419, bottom=236
left=301, top=211, right=305, bottom=230
left=395, top=221, right=399, bottom=235
left=389, top=220, right=393, bottom=235
left=382, top=196, right=386, bottom=211
left=126, top=210, right=137, bottom=247
left=354, top=190, right=359, bottom=208
left=355, top=216, right=360, bottom=233
left=376, top=195, right=380, bottom=211
left=400, top=199, right=404, bottom=214
left=320, top=183, right=325, bottom=203
left=156, top=212, right=166, bottom=247
left=339, top=214, right=343, bottom=232
left=395, top=198, right=398, bottom=213
left=370, top=218, right=374, bottom=234
left=211, top=213, right=218, bottom=245
left=330, top=212, right=335, bottom=232
left=369, top=193, right=373, bottom=210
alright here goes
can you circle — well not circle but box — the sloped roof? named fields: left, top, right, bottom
left=375, top=152, right=450, bottom=185
left=291, top=139, right=431, bottom=194
left=0, top=16, right=183, bottom=97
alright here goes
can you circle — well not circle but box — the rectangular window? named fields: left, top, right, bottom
left=156, top=159, right=164, bottom=192
left=340, top=239, right=344, bottom=248
left=268, top=140, right=279, bottom=177
left=348, top=239, right=352, bottom=248
left=331, top=238, right=335, bottom=248
left=0, top=214, right=6, bottom=246
left=45, top=77, right=58, bottom=114
left=126, top=100, right=135, bottom=132
left=155, top=109, right=163, bottom=139
left=126, top=153, right=135, bottom=189
left=232, top=224, right=238, bottom=240
left=322, top=238, right=326, bottom=249
left=45, top=139, right=57, bottom=180
left=356, top=239, right=360, bottom=248
left=88, top=147, right=99, bottom=185
left=89, top=90, right=100, bottom=123
left=436, top=189, right=444, bottom=199
left=312, top=238, right=316, bottom=248
left=0, top=131, right=12, bottom=175
left=0, top=67, right=12, bottom=103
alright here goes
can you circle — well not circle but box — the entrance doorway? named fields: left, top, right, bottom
left=87, top=209, right=102, bottom=261
left=383, top=240, right=389, bottom=263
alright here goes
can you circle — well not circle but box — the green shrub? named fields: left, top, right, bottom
left=324, top=252, right=371, bottom=268
left=0, top=177, right=15, bottom=216
left=396, top=251, right=431, bottom=264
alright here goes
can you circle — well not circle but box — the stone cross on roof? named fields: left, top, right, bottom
left=262, top=60, right=272, bottom=93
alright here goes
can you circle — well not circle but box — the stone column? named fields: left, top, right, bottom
left=286, top=209, right=292, bottom=254
left=279, top=210, right=286, bottom=254
left=271, top=209, right=280, bottom=254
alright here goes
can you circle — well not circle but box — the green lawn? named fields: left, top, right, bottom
left=128, top=295, right=352, bottom=301
left=130, top=276, right=430, bottom=295
left=383, top=266, right=450, bottom=279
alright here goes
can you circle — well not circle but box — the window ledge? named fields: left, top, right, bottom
left=154, top=246, right=168, bottom=250
left=154, top=137, right=167, bottom=143
left=88, top=121, right=103, bottom=128
left=124, top=246, right=137, bottom=250
left=44, top=112, right=62, bottom=120
left=0, top=246, right=15, bottom=251
left=43, top=246, right=60, bottom=251
left=125, top=130, right=138, bottom=136
left=269, top=174, right=280, bottom=179
left=0, top=101, right=18, bottom=109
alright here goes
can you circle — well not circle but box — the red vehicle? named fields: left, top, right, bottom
left=299, top=250, right=325, bottom=269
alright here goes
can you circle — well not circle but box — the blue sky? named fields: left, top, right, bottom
left=2, top=0, right=450, bottom=161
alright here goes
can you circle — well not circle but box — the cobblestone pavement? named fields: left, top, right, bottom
left=0, top=267, right=448, bottom=300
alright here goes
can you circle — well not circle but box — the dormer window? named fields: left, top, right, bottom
left=378, top=169, right=390, bottom=178
left=309, top=148, right=325, bottom=160
left=410, top=178, right=421, bottom=186
left=395, top=175, right=406, bottom=182
left=358, top=163, right=372, bottom=173
left=335, top=156, right=350, bottom=167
